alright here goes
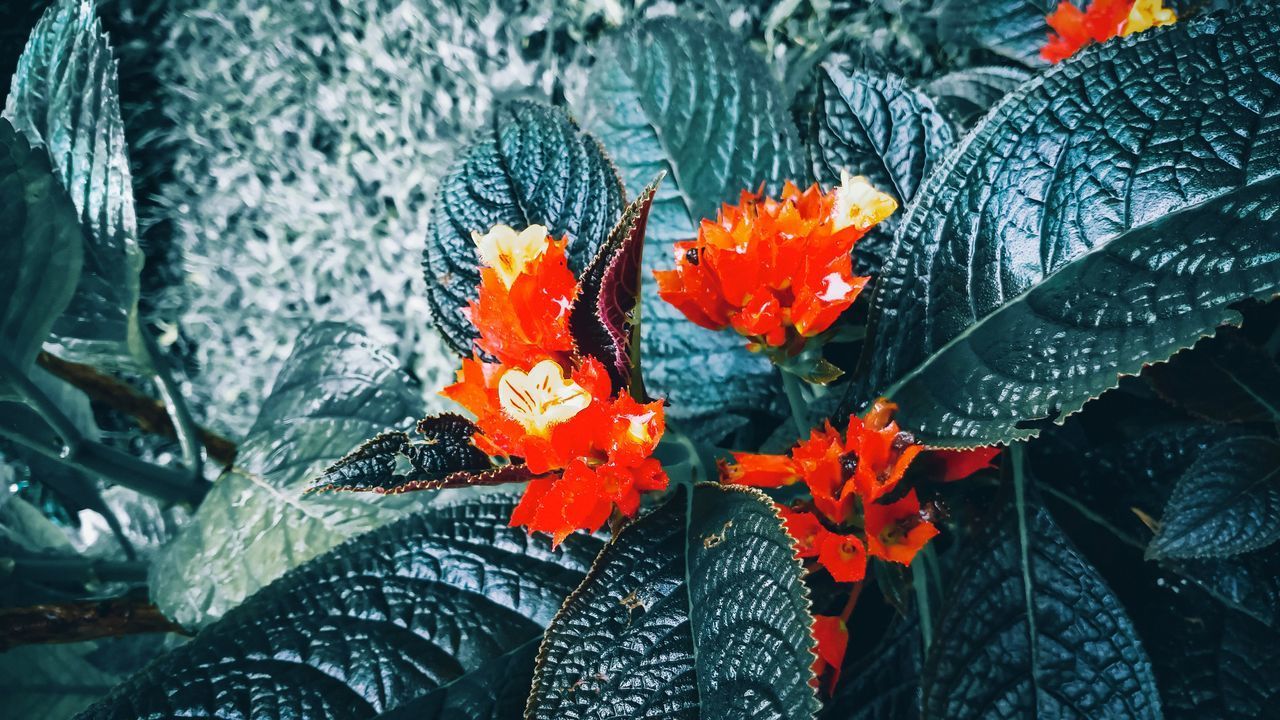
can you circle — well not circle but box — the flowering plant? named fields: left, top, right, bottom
left=3, top=1, right=1279, bottom=718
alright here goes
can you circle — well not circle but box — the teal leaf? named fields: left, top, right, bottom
left=580, top=16, right=805, bottom=420
left=148, top=323, right=430, bottom=627
left=527, top=484, right=819, bottom=719
left=0, top=117, right=82, bottom=395
left=862, top=6, right=1280, bottom=446
left=3, top=0, right=146, bottom=367
left=80, top=496, right=605, bottom=719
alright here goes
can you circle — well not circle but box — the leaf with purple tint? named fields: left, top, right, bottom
left=570, top=173, right=662, bottom=393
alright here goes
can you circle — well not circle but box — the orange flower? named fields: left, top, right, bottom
left=443, top=223, right=669, bottom=543
left=1041, top=0, right=1176, bottom=63
left=723, top=399, right=940, bottom=583
left=812, top=615, right=849, bottom=691
left=467, top=224, right=578, bottom=368
left=818, top=532, right=868, bottom=583
left=864, top=490, right=939, bottom=565
left=655, top=173, right=894, bottom=353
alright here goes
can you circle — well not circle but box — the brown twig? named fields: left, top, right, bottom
left=36, top=351, right=237, bottom=466
left=0, top=595, right=188, bottom=651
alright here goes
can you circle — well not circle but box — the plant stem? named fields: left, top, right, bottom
left=780, top=369, right=811, bottom=439
left=0, top=355, right=83, bottom=456
left=0, top=408, right=208, bottom=505
left=913, top=558, right=933, bottom=653
left=1011, top=443, right=1039, bottom=672
left=1, top=555, right=149, bottom=585
left=36, top=351, right=237, bottom=464
left=141, top=331, right=205, bottom=479
left=0, top=594, right=185, bottom=651
left=1039, top=483, right=1146, bottom=550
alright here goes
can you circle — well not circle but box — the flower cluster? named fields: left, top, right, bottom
left=1041, top=0, right=1176, bottom=63
left=442, top=224, right=667, bottom=544
left=724, top=400, right=938, bottom=583
left=655, top=172, right=896, bottom=356
left=724, top=400, right=997, bottom=688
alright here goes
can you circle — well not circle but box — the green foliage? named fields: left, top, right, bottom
left=579, top=16, right=803, bottom=421
left=81, top=495, right=605, bottom=718
left=4, top=0, right=145, bottom=367
left=528, top=484, right=819, bottom=719
left=148, top=323, right=430, bottom=627
left=922, top=495, right=1162, bottom=718
left=0, top=118, right=82, bottom=394
left=862, top=6, right=1280, bottom=446
left=1148, top=437, right=1280, bottom=559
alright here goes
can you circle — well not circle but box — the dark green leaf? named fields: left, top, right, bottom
left=527, top=484, right=819, bottom=719
left=580, top=16, right=804, bottom=419
left=1145, top=329, right=1280, bottom=423
left=808, top=60, right=954, bottom=274
left=1167, top=546, right=1280, bottom=629
left=924, top=66, right=1033, bottom=126
left=150, top=323, right=429, bottom=627
left=1149, top=436, right=1280, bottom=559
left=79, top=496, right=605, bottom=719
left=935, top=0, right=1054, bottom=67
left=423, top=99, right=624, bottom=354
left=1141, top=582, right=1280, bottom=718
left=4, top=0, right=145, bottom=366
left=922, top=497, right=1161, bottom=719
left=0, top=118, right=82, bottom=395
left=306, top=414, right=507, bottom=495
left=862, top=6, right=1280, bottom=446
left=371, top=640, right=538, bottom=720
left=809, top=60, right=954, bottom=210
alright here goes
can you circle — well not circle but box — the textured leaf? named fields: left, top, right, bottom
left=527, top=484, right=819, bottom=719
left=824, top=620, right=921, bottom=720
left=80, top=496, right=605, bottom=719
left=423, top=99, right=624, bottom=354
left=372, top=640, right=539, bottom=720
left=862, top=6, right=1280, bottom=446
left=924, top=66, right=1033, bottom=127
left=305, top=414, right=519, bottom=495
left=149, top=323, right=429, bottom=627
left=808, top=60, right=954, bottom=273
left=1167, top=546, right=1280, bottom=629
left=1142, top=582, right=1280, bottom=719
left=1148, top=436, right=1280, bottom=559
left=569, top=174, right=660, bottom=391
left=1145, top=329, right=1280, bottom=423
left=580, top=16, right=804, bottom=419
left=935, top=0, right=1054, bottom=67
left=4, top=0, right=145, bottom=366
left=0, top=118, right=82, bottom=395
left=921, top=497, right=1162, bottom=719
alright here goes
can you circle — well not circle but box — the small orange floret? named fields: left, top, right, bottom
left=655, top=174, right=893, bottom=354
left=934, top=446, right=1001, bottom=482
left=864, top=490, right=939, bottom=565
left=1041, top=0, right=1176, bottom=63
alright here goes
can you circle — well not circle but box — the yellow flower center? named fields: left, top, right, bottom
left=498, top=359, right=590, bottom=437
left=623, top=411, right=656, bottom=445
left=472, top=224, right=551, bottom=288
left=1122, top=0, right=1176, bottom=36
left=832, top=171, right=898, bottom=231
